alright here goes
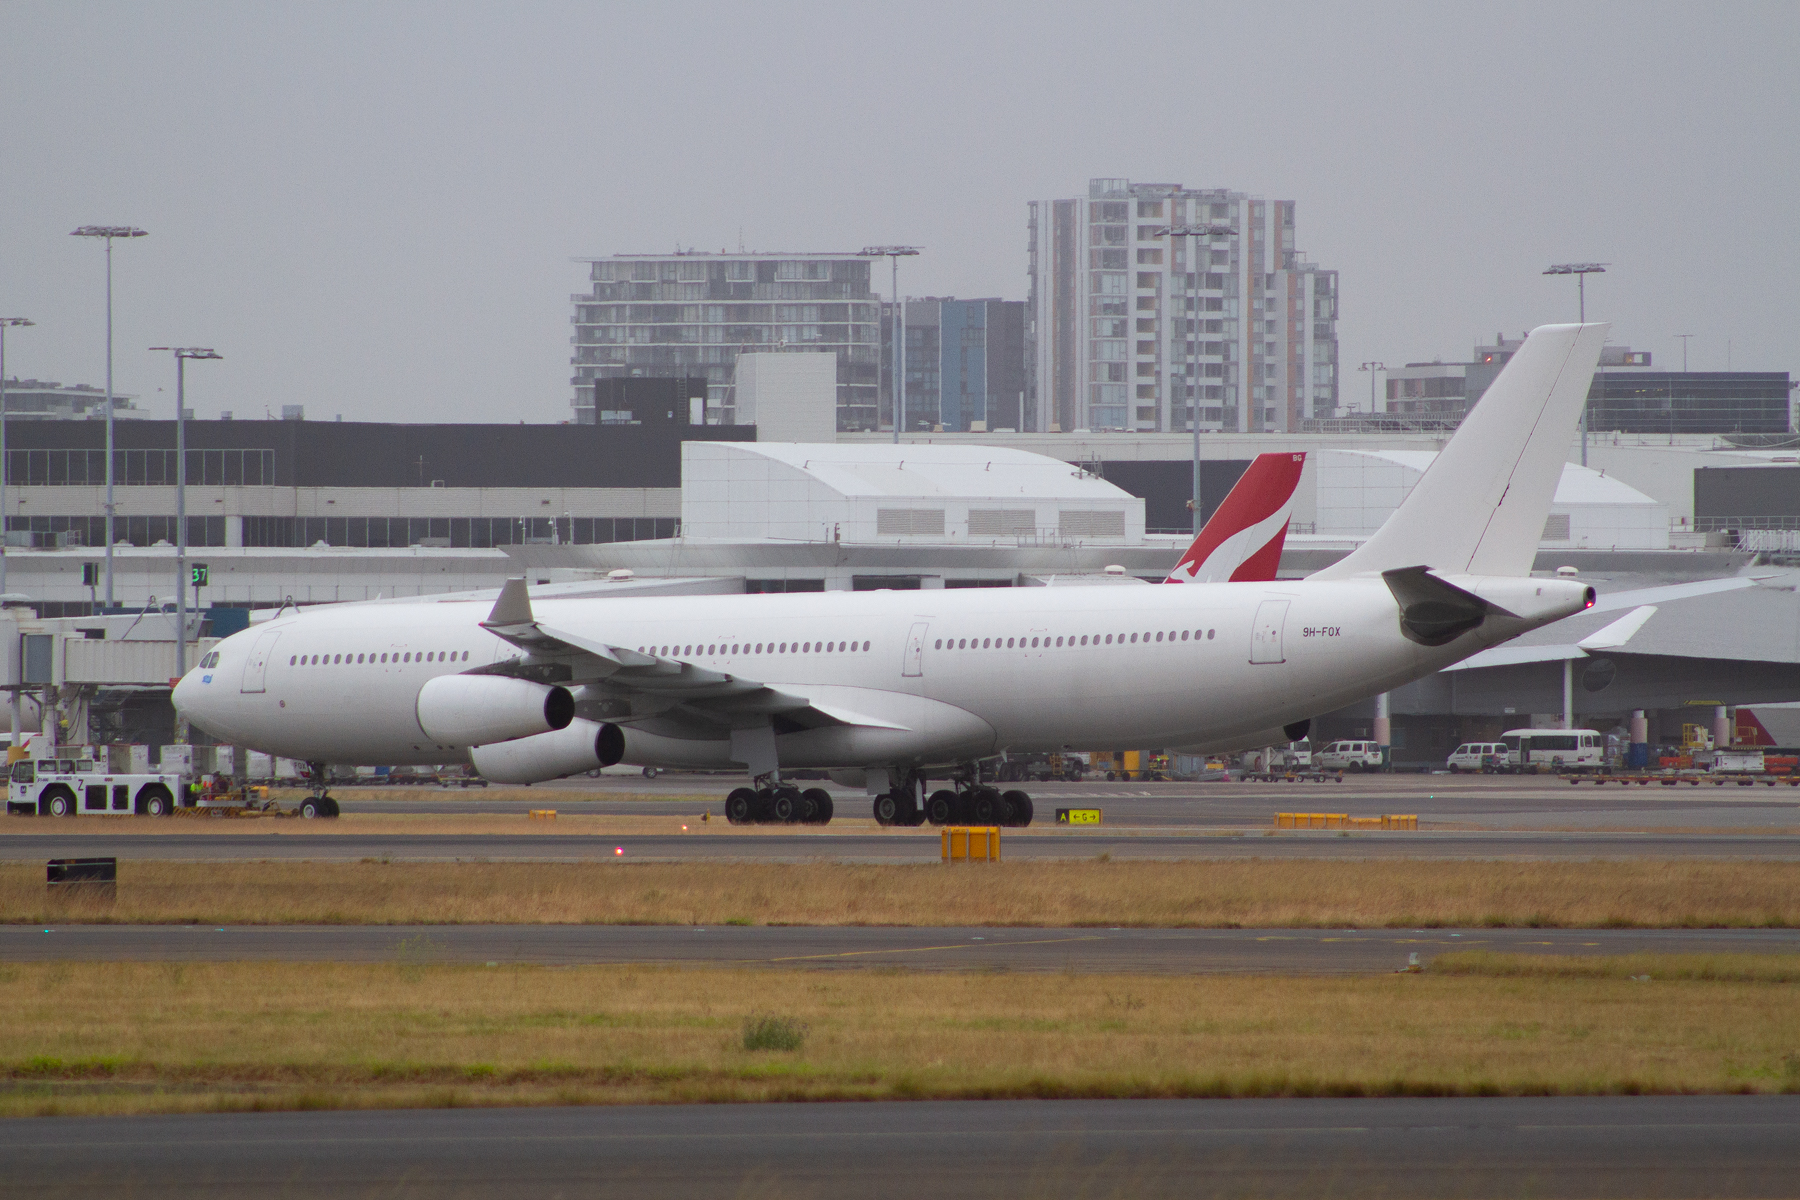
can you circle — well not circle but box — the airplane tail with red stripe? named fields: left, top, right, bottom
left=1165, top=452, right=1306, bottom=584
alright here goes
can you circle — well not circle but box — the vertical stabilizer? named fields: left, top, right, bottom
left=1313, top=322, right=1608, bottom=580
left=1166, top=452, right=1306, bottom=583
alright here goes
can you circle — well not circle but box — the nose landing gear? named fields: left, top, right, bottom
left=299, top=761, right=340, bottom=819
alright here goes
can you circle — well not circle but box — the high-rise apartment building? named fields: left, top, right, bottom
left=1027, top=178, right=1339, bottom=434
left=880, top=298, right=1028, bottom=432
left=570, top=253, right=883, bottom=431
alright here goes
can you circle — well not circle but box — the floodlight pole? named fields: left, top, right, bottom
left=150, top=347, right=221, bottom=681
left=73, top=226, right=147, bottom=609
left=1156, top=225, right=1236, bottom=533
left=0, top=318, right=34, bottom=597
left=1358, top=362, right=1386, bottom=415
left=859, top=247, right=920, bottom=442
left=1544, top=263, right=1607, bottom=466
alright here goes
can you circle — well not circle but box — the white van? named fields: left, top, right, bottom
left=1314, top=740, right=1384, bottom=771
left=1446, top=742, right=1507, bottom=772
left=1501, top=728, right=1605, bottom=771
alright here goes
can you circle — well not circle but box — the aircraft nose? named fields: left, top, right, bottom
left=172, top=669, right=208, bottom=721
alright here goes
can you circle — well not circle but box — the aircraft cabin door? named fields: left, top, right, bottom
left=1249, top=599, right=1290, bottom=665
left=239, top=629, right=283, bottom=693
left=902, top=622, right=929, bottom=677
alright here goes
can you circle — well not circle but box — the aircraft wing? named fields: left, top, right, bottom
left=473, top=578, right=908, bottom=738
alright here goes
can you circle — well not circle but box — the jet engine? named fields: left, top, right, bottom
left=470, top=719, right=625, bottom=784
left=415, top=675, right=575, bottom=747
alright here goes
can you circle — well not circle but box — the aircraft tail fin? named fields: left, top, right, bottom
left=1313, top=322, right=1608, bottom=580
left=1166, top=452, right=1306, bottom=584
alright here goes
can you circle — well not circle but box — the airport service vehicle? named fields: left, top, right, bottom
left=5, top=754, right=184, bottom=817
left=1447, top=741, right=1507, bottom=772
left=1314, top=740, right=1385, bottom=771
left=1502, top=728, right=1605, bottom=771
left=173, top=324, right=1606, bottom=828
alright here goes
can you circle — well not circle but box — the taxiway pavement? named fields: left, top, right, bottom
left=5, top=923, right=1796, bottom=973
left=3, top=1096, right=1795, bottom=1198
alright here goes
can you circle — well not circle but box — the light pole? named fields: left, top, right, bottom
left=1358, top=362, right=1386, bottom=415
left=1155, top=224, right=1236, bottom=533
left=0, top=318, right=34, bottom=597
left=1544, top=263, right=1606, bottom=465
left=858, top=247, right=920, bottom=442
left=1543, top=262, right=1606, bottom=323
left=1674, top=333, right=1693, bottom=372
left=149, top=347, right=221, bottom=681
left=72, top=225, right=148, bottom=609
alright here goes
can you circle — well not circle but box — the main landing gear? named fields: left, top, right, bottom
left=875, top=776, right=1035, bottom=828
left=724, top=782, right=834, bottom=825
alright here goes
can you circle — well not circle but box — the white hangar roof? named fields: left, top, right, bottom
left=680, top=442, right=1146, bottom=544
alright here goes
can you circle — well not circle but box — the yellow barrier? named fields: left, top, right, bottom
left=942, top=826, right=1001, bottom=861
left=528, top=809, right=557, bottom=820
left=1275, top=813, right=1418, bottom=830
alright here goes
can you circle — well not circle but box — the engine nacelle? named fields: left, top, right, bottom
left=415, top=675, right=574, bottom=747
left=470, top=719, right=625, bottom=784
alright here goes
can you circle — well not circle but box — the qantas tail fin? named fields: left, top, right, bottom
left=1165, top=452, right=1306, bottom=583
left=1312, top=323, right=1609, bottom=581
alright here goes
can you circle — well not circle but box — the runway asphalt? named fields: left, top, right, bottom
left=6, top=828, right=1800, bottom=861
left=6, top=924, right=1797, bottom=972
left=4, top=1096, right=1796, bottom=1198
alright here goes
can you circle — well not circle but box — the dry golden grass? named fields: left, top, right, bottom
left=5, top=860, right=1800, bottom=928
left=1, top=957, right=1797, bottom=1116
left=1432, top=950, right=1800, bottom=982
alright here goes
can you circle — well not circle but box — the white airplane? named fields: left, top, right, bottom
left=175, top=323, right=1607, bottom=825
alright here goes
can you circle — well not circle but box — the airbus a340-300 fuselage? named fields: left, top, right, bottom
left=174, top=574, right=1587, bottom=773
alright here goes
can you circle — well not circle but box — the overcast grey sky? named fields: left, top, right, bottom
left=3, top=0, right=1795, bottom=425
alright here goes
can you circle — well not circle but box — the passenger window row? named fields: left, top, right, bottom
left=635, top=640, right=872, bottom=658
left=290, top=650, right=472, bottom=667
left=935, top=628, right=1217, bottom=651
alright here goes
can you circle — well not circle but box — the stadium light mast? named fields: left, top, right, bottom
left=858, top=247, right=921, bottom=443
left=1156, top=224, right=1236, bottom=533
left=0, top=318, right=34, bottom=598
left=1543, top=262, right=1607, bottom=323
left=149, top=346, right=221, bottom=682
left=72, top=225, right=148, bottom=608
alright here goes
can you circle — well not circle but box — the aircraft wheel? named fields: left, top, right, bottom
left=44, top=787, right=76, bottom=818
left=896, top=791, right=922, bottom=826
left=800, top=788, right=832, bottom=824
left=971, top=787, right=1001, bottom=824
left=298, top=797, right=325, bottom=819
left=323, top=796, right=341, bottom=818
left=1002, top=790, right=1032, bottom=827
left=873, top=792, right=900, bottom=826
left=926, top=790, right=956, bottom=826
left=725, top=788, right=756, bottom=825
left=771, top=788, right=801, bottom=824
